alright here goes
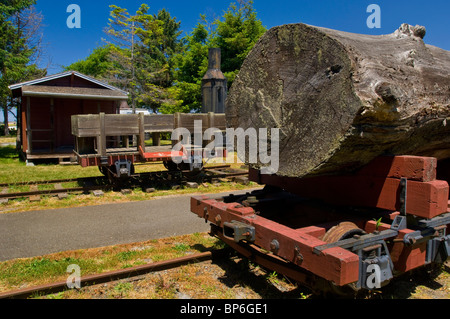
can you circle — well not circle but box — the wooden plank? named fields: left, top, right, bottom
left=71, top=114, right=100, bottom=137
left=72, top=113, right=225, bottom=140
left=250, top=168, right=449, bottom=219
left=104, top=114, right=139, bottom=135
left=144, top=114, right=173, bottom=132
left=357, top=156, right=437, bottom=182
left=21, top=101, right=28, bottom=153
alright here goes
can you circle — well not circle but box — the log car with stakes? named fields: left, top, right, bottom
left=71, top=112, right=228, bottom=182
left=190, top=23, right=450, bottom=296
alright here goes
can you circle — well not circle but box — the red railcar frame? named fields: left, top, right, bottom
left=190, top=155, right=450, bottom=293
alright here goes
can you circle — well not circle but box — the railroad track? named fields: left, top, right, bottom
left=0, top=249, right=228, bottom=299
left=0, top=165, right=248, bottom=202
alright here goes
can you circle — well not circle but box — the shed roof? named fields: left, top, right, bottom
left=8, top=71, right=129, bottom=98
left=21, top=85, right=129, bottom=101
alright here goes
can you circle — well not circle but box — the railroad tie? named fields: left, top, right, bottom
left=29, top=185, right=41, bottom=202
left=0, top=188, right=8, bottom=204
left=54, top=183, right=68, bottom=200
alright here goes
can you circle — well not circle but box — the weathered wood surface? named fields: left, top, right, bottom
left=249, top=155, right=449, bottom=219
left=72, top=112, right=227, bottom=138
left=72, top=112, right=227, bottom=156
left=226, top=23, right=450, bottom=178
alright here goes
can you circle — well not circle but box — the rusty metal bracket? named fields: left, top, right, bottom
left=223, top=220, right=255, bottom=243
left=313, top=229, right=398, bottom=255
left=399, top=177, right=407, bottom=215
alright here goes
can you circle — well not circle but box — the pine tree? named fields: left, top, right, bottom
left=212, top=0, right=266, bottom=87
left=170, top=1, right=265, bottom=113
left=0, top=0, right=46, bottom=136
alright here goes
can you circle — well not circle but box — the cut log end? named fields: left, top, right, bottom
left=226, top=23, right=450, bottom=178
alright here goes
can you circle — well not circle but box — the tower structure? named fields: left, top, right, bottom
left=201, top=48, right=227, bottom=113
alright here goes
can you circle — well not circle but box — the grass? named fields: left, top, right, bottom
left=0, top=144, right=255, bottom=214
left=0, top=233, right=222, bottom=294
left=0, top=136, right=16, bottom=144
left=0, top=145, right=102, bottom=184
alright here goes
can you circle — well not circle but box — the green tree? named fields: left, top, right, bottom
left=166, top=18, right=211, bottom=114
left=0, top=0, right=46, bottom=135
left=65, top=44, right=119, bottom=78
left=170, top=1, right=265, bottom=113
left=148, top=8, right=182, bottom=87
left=133, top=6, right=182, bottom=111
left=212, top=0, right=266, bottom=86
left=101, top=4, right=183, bottom=113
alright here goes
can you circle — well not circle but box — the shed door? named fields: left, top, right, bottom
left=55, top=99, right=82, bottom=149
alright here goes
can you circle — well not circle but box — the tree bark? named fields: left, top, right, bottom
left=226, top=23, right=450, bottom=178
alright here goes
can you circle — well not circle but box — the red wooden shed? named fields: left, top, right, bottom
left=9, top=71, right=129, bottom=164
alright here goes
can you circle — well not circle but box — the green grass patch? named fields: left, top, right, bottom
left=0, top=257, right=97, bottom=287
left=0, top=233, right=221, bottom=293
left=0, top=146, right=101, bottom=185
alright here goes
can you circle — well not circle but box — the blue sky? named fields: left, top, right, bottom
left=3, top=0, right=449, bottom=122
left=33, top=0, right=450, bottom=74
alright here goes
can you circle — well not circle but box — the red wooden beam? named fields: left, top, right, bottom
left=191, top=196, right=360, bottom=286
left=357, top=155, right=437, bottom=182
left=365, top=220, right=427, bottom=273
left=249, top=156, right=449, bottom=219
left=138, top=145, right=186, bottom=162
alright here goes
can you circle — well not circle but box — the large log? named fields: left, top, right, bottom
left=226, top=23, right=450, bottom=178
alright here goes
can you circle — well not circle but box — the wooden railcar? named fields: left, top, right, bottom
left=71, top=112, right=227, bottom=180
left=191, top=155, right=450, bottom=295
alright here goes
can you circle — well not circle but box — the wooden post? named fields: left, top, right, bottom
left=98, top=113, right=106, bottom=157
left=138, top=112, right=145, bottom=152
left=173, top=112, right=181, bottom=146
left=50, top=98, right=55, bottom=152
left=207, top=112, right=215, bottom=147
left=26, top=96, right=32, bottom=154
left=152, top=133, right=160, bottom=146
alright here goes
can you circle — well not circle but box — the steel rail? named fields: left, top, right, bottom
left=0, top=176, right=101, bottom=188
left=0, top=185, right=108, bottom=200
left=0, top=165, right=248, bottom=201
left=0, top=250, right=224, bottom=299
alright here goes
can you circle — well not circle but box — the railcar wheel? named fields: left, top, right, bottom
left=321, top=222, right=365, bottom=297
left=322, top=222, right=365, bottom=243
left=164, top=160, right=179, bottom=172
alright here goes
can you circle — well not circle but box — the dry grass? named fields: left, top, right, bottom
left=0, top=233, right=222, bottom=294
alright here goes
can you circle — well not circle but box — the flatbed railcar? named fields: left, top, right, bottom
left=71, top=112, right=227, bottom=180
left=191, top=155, right=450, bottom=295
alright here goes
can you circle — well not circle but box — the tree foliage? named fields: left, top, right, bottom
left=65, top=44, right=118, bottom=78
left=0, top=0, right=47, bottom=135
left=171, top=0, right=265, bottom=113
left=65, top=1, right=265, bottom=114
left=212, top=0, right=266, bottom=85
